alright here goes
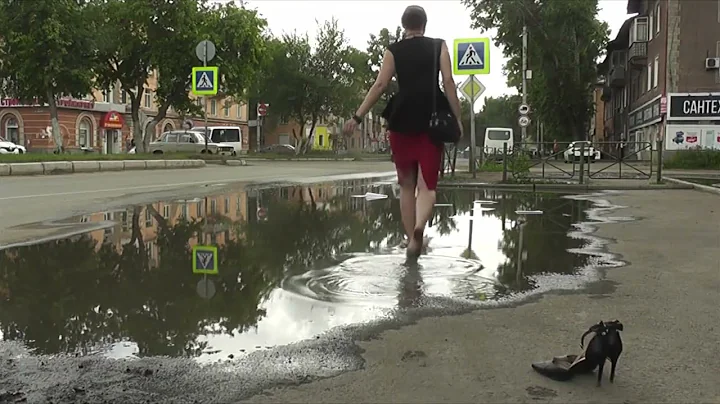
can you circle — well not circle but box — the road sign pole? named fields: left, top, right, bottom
left=257, top=115, right=262, bottom=151
left=521, top=24, right=528, bottom=145
left=470, top=74, right=476, bottom=178
left=203, top=42, right=209, bottom=152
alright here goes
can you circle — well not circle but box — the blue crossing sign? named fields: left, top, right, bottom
left=453, top=38, right=490, bottom=75
left=192, top=245, right=219, bottom=275
left=191, top=66, right=219, bottom=96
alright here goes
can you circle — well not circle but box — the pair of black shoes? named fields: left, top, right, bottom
left=531, top=320, right=624, bottom=387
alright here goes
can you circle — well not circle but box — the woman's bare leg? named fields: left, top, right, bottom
left=408, top=167, right=436, bottom=255
left=398, top=168, right=418, bottom=245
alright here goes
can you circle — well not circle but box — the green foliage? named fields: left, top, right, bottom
left=663, top=148, right=720, bottom=170
left=464, top=0, right=609, bottom=141
left=365, top=27, right=402, bottom=115
left=0, top=0, right=97, bottom=151
left=509, top=152, right=532, bottom=182
left=88, top=0, right=267, bottom=152
left=252, top=19, right=362, bottom=153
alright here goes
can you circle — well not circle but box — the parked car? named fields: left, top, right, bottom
left=0, top=137, right=26, bottom=154
left=149, top=130, right=235, bottom=155
left=564, top=141, right=600, bottom=163
left=257, top=144, right=295, bottom=154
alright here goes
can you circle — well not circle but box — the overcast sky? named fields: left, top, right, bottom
left=247, top=0, right=631, bottom=108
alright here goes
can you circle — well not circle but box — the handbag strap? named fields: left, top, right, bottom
left=431, top=38, right=440, bottom=115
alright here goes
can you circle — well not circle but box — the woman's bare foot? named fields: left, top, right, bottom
left=406, top=228, right=424, bottom=258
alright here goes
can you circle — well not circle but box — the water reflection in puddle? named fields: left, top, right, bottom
left=0, top=179, right=619, bottom=363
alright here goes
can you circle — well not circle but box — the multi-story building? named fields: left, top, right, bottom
left=599, top=0, right=720, bottom=157
left=0, top=70, right=249, bottom=153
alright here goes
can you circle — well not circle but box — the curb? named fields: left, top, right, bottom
left=438, top=182, right=694, bottom=191
left=664, top=177, right=720, bottom=195
left=0, top=159, right=206, bottom=176
left=242, top=157, right=358, bottom=162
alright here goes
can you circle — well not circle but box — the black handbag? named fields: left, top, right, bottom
left=428, top=39, right=460, bottom=144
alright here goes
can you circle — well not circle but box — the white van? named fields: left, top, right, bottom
left=484, top=127, right=514, bottom=155
left=193, top=126, right=242, bottom=155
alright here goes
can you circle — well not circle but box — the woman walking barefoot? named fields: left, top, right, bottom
left=343, top=5, right=463, bottom=258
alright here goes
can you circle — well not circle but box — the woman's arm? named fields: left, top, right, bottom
left=354, top=50, right=396, bottom=118
left=439, top=41, right=462, bottom=123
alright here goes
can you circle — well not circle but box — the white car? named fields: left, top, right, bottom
left=564, top=141, right=600, bottom=163
left=149, top=130, right=235, bottom=155
left=0, top=137, right=26, bottom=154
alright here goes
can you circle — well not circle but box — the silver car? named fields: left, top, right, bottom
left=149, top=130, right=235, bottom=155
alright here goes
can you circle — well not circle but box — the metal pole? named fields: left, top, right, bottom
left=502, top=142, right=508, bottom=182
left=656, top=138, right=663, bottom=183
left=257, top=115, right=262, bottom=151
left=469, top=74, right=477, bottom=178
left=203, top=42, right=209, bottom=153
left=578, top=141, right=585, bottom=184
left=521, top=24, right=528, bottom=143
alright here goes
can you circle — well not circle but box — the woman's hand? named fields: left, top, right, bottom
left=343, top=118, right=359, bottom=134
left=457, top=119, right=464, bottom=138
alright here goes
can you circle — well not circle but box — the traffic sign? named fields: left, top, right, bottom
left=453, top=38, right=491, bottom=75
left=195, top=40, right=216, bottom=63
left=518, top=116, right=530, bottom=127
left=192, top=245, right=218, bottom=275
left=458, top=76, right=485, bottom=102
left=257, top=103, right=268, bottom=117
left=518, top=104, right=530, bottom=115
left=191, top=66, right=219, bottom=96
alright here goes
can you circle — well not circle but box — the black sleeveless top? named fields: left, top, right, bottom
left=382, top=36, right=451, bottom=133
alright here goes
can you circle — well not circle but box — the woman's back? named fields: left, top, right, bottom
left=386, top=36, right=448, bottom=133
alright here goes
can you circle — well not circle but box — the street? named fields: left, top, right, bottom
left=0, top=160, right=395, bottom=246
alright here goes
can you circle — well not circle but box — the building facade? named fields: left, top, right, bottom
left=599, top=0, right=720, bottom=157
left=0, top=70, right=249, bottom=153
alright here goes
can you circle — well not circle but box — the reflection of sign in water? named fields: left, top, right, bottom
left=192, top=245, right=218, bottom=274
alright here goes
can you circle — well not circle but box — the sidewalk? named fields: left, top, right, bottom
left=244, top=189, right=720, bottom=403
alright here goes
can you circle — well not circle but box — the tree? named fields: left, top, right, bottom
left=464, top=0, right=608, bottom=141
left=0, top=0, right=97, bottom=152
left=90, top=0, right=267, bottom=152
left=253, top=19, right=362, bottom=154
left=366, top=27, right=402, bottom=116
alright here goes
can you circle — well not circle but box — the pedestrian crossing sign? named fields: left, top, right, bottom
left=192, top=66, right=219, bottom=96
left=453, top=38, right=490, bottom=75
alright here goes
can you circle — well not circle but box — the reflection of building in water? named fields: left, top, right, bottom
left=69, top=178, right=387, bottom=265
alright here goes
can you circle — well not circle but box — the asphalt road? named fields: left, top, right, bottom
left=0, top=161, right=395, bottom=247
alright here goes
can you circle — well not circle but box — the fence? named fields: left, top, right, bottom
left=441, top=140, right=664, bottom=183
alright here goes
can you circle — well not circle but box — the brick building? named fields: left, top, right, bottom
left=0, top=70, right=249, bottom=154
left=599, top=0, right=720, bottom=157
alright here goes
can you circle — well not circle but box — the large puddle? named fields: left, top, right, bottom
left=0, top=180, right=627, bottom=364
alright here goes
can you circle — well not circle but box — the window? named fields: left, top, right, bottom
left=630, top=16, right=648, bottom=43
left=280, top=114, right=289, bottom=124
left=78, top=118, right=91, bottom=147
left=653, top=55, right=659, bottom=88
left=163, top=205, right=170, bottom=218
left=647, top=63, right=652, bottom=92
left=649, top=12, right=654, bottom=41
left=180, top=134, right=195, bottom=143
left=656, top=2, right=661, bottom=33
left=224, top=101, right=230, bottom=117
left=196, top=98, right=203, bottom=108
left=236, top=104, right=242, bottom=118
left=196, top=201, right=203, bottom=217
left=215, top=128, right=240, bottom=143
left=623, top=88, right=628, bottom=108
left=224, top=197, right=230, bottom=214
left=210, top=100, right=217, bottom=115
left=318, top=134, right=324, bottom=145
left=144, top=91, right=152, bottom=108
left=4, top=117, right=19, bottom=144
left=487, top=130, right=511, bottom=140
left=120, top=90, right=128, bottom=104
left=102, top=88, right=112, bottom=103
left=181, top=203, right=188, bottom=218
left=236, top=197, right=242, bottom=213
left=163, top=123, right=173, bottom=132
left=144, top=208, right=152, bottom=227
left=210, top=199, right=217, bottom=214
left=162, top=133, right=178, bottom=143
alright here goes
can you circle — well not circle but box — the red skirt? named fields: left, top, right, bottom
left=388, top=131, right=442, bottom=190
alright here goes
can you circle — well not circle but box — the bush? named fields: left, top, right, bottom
left=664, top=149, right=720, bottom=170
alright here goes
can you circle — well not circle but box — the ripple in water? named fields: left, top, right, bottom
left=282, top=253, right=498, bottom=306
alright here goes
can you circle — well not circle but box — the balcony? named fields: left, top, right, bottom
left=628, top=41, right=647, bottom=65
left=601, top=86, right=611, bottom=102
left=609, top=66, right=625, bottom=88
